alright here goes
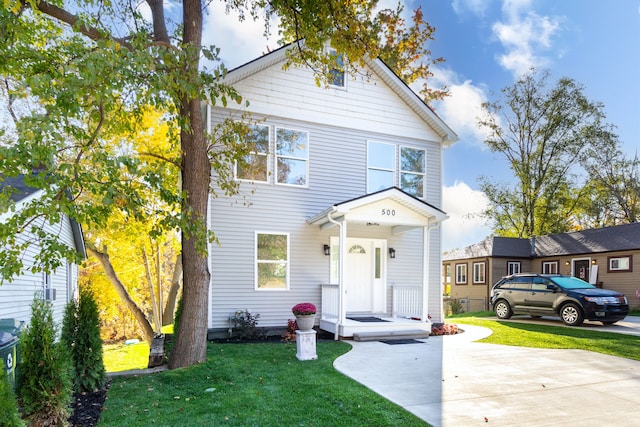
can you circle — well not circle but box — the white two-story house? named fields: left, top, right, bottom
left=206, top=45, right=457, bottom=339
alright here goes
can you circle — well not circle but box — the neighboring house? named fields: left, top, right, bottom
left=0, top=175, right=86, bottom=327
left=443, top=223, right=640, bottom=312
left=206, top=45, right=457, bottom=339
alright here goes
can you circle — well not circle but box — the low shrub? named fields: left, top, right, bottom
left=0, top=368, right=23, bottom=427
left=431, top=323, right=460, bottom=336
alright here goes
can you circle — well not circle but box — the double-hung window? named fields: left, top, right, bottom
left=542, top=261, right=558, bottom=274
left=327, top=47, right=345, bottom=88
left=367, top=141, right=426, bottom=197
left=255, top=232, right=289, bottom=290
left=508, top=261, right=522, bottom=275
left=455, top=263, right=467, bottom=284
left=473, top=262, right=485, bottom=284
left=276, top=127, right=308, bottom=186
left=237, top=124, right=269, bottom=182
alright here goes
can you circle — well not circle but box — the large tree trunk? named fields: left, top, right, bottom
left=162, top=253, right=182, bottom=326
left=168, top=0, right=210, bottom=369
left=87, top=246, right=155, bottom=343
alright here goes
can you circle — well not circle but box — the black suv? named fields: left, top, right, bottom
left=490, top=273, right=629, bottom=326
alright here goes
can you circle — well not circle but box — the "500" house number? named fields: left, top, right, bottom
left=381, top=208, right=396, bottom=216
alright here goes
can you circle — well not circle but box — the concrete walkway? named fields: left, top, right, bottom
left=334, top=317, right=640, bottom=427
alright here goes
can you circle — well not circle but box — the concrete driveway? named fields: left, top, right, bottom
left=333, top=317, right=640, bottom=426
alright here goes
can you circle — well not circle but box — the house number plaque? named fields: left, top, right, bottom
left=381, top=208, right=396, bottom=216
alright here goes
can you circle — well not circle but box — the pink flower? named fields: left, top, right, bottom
left=292, top=302, right=316, bottom=316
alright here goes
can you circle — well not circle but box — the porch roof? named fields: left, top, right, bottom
left=306, top=187, right=448, bottom=231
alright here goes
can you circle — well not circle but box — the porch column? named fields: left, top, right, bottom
left=338, top=219, right=348, bottom=337
left=421, top=224, right=430, bottom=323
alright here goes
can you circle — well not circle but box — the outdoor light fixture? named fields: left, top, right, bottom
left=592, top=259, right=597, bottom=265
left=565, top=261, right=570, bottom=266
left=388, top=248, right=396, bottom=259
left=323, top=244, right=330, bottom=256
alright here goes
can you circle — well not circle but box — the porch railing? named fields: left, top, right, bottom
left=320, top=284, right=422, bottom=320
left=391, top=285, right=422, bottom=318
left=321, top=284, right=339, bottom=319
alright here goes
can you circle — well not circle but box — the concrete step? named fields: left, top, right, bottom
left=353, top=329, right=430, bottom=342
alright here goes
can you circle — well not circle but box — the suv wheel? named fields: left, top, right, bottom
left=560, top=303, right=584, bottom=326
left=494, top=300, right=512, bottom=319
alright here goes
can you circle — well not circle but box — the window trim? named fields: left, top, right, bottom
left=275, top=127, right=309, bottom=188
left=367, top=141, right=396, bottom=193
left=326, top=47, right=347, bottom=89
left=542, top=260, right=559, bottom=275
left=255, top=231, right=290, bottom=291
left=236, top=123, right=270, bottom=183
left=399, top=145, right=426, bottom=198
left=472, top=261, right=486, bottom=284
left=507, top=261, right=521, bottom=275
left=455, top=263, right=467, bottom=285
left=607, top=255, right=632, bottom=273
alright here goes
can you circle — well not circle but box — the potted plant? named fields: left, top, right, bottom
left=291, top=302, right=316, bottom=331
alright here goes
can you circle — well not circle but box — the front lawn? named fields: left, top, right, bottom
left=99, top=341, right=428, bottom=426
left=452, top=316, right=640, bottom=361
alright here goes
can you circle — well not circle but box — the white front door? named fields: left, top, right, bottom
left=332, top=237, right=386, bottom=313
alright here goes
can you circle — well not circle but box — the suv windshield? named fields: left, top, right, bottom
left=551, top=276, right=596, bottom=289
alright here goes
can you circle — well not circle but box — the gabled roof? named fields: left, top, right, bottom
left=307, top=186, right=448, bottom=230
left=0, top=174, right=86, bottom=260
left=222, top=43, right=458, bottom=146
left=443, top=236, right=532, bottom=261
left=443, top=223, right=640, bottom=261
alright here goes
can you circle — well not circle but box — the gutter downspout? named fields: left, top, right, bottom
left=327, top=208, right=345, bottom=340
left=423, top=221, right=441, bottom=324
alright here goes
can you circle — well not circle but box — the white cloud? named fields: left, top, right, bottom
left=442, top=181, right=491, bottom=251
left=429, top=67, right=493, bottom=147
left=202, top=2, right=280, bottom=70
left=492, top=0, right=561, bottom=76
left=452, top=0, right=492, bottom=17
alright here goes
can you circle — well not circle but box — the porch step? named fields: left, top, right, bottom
left=353, top=329, right=430, bottom=342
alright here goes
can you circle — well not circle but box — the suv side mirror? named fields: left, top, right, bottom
left=546, top=284, right=557, bottom=292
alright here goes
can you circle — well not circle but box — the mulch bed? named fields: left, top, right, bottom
left=68, top=380, right=110, bottom=427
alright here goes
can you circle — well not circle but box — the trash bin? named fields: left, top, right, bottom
left=0, top=318, right=25, bottom=336
left=0, top=331, right=19, bottom=388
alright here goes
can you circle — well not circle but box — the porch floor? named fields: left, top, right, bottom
left=320, top=314, right=431, bottom=340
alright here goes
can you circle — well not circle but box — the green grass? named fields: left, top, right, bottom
left=451, top=316, right=640, bottom=361
left=99, top=341, right=428, bottom=427
left=103, top=342, right=150, bottom=373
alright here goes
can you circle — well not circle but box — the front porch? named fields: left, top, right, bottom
left=320, top=284, right=432, bottom=340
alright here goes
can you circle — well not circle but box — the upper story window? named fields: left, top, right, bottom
left=400, top=146, right=425, bottom=197
left=237, top=124, right=269, bottom=182
left=276, top=127, right=308, bottom=186
left=367, top=141, right=426, bottom=197
left=255, top=232, right=289, bottom=290
left=327, top=47, right=345, bottom=88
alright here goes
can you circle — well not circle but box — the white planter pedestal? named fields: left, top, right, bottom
left=296, top=329, right=318, bottom=361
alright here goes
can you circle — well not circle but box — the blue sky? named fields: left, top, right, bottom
left=200, top=0, right=640, bottom=251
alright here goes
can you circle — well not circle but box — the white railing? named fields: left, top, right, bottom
left=321, top=284, right=339, bottom=319
left=392, top=286, right=422, bottom=318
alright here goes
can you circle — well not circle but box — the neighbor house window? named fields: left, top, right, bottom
left=400, top=146, right=425, bottom=197
left=473, top=262, right=485, bottom=284
left=542, top=261, right=559, bottom=274
left=327, top=47, right=345, bottom=88
left=608, top=255, right=632, bottom=272
left=256, top=232, right=289, bottom=290
left=276, top=127, right=308, bottom=186
left=237, top=124, right=269, bottom=182
left=445, top=264, right=452, bottom=284
left=507, top=261, right=521, bottom=275
left=455, top=263, right=467, bottom=284
left=367, top=142, right=426, bottom=196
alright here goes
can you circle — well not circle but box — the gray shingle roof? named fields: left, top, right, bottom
left=0, top=175, right=41, bottom=202
left=444, top=223, right=640, bottom=261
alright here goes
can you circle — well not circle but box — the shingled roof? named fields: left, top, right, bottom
left=444, top=223, right=640, bottom=261
left=0, top=174, right=42, bottom=202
